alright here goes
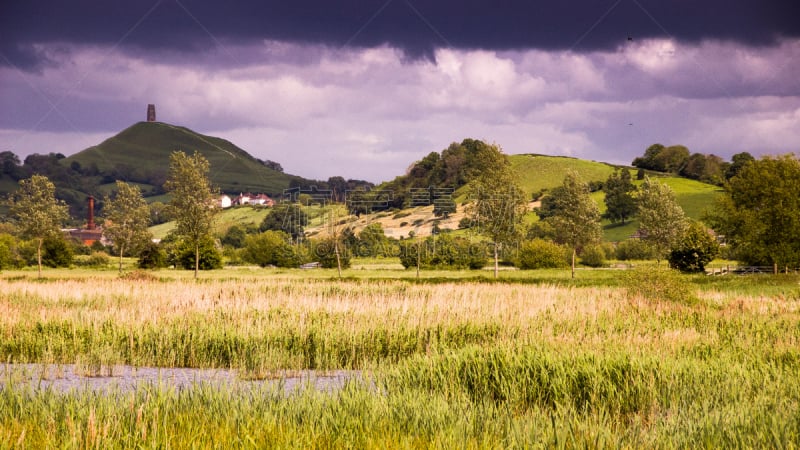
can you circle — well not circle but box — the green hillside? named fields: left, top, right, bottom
left=510, top=154, right=618, bottom=196
left=498, top=154, right=722, bottom=242
left=66, top=122, right=304, bottom=195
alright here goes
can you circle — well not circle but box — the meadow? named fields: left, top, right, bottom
left=1, top=264, right=799, bottom=448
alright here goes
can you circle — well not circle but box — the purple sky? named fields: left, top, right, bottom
left=1, top=0, right=798, bottom=182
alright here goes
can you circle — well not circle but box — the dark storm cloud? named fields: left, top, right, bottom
left=2, top=0, right=798, bottom=69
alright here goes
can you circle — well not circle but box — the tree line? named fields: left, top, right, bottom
left=631, top=143, right=755, bottom=186
left=2, top=144, right=798, bottom=276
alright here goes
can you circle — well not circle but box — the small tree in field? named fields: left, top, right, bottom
left=637, top=177, right=688, bottom=264
left=603, top=168, right=637, bottom=224
left=9, top=175, right=69, bottom=277
left=668, top=221, right=719, bottom=273
left=542, top=172, right=602, bottom=278
left=466, top=142, right=527, bottom=278
left=104, top=181, right=152, bottom=272
left=164, top=151, right=219, bottom=278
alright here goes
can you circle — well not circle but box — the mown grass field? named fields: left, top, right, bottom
left=1, top=263, right=799, bottom=447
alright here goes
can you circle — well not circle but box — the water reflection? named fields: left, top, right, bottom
left=1, top=364, right=358, bottom=394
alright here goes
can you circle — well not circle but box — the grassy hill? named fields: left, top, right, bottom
left=510, top=154, right=618, bottom=196
left=66, top=122, right=306, bottom=196
left=384, top=155, right=720, bottom=243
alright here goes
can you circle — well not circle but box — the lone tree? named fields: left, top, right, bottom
left=668, top=221, right=719, bottom=273
left=104, top=180, right=152, bottom=273
left=467, top=142, right=527, bottom=278
left=706, top=154, right=800, bottom=268
left=636, top=177, right=688, bottom=264
left=164, top=151, right=219, bottom=278
left=9, top=174, right=69, bottom=277
left=602, top=168, right=637, bottom=225
left=542, top=171, right=602, bottom=278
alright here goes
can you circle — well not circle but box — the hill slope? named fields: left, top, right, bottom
left=510, top=154, right=619, bottom=196
left=66, top=122, right=305, bottom=195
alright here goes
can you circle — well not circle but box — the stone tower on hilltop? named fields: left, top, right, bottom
left=147, top=104, right=156, bottom=122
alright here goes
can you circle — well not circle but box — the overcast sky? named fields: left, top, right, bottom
left=1, top=0, right=798, bottom=182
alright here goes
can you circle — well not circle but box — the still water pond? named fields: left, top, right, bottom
left=1, top=364, right=359, bottom=394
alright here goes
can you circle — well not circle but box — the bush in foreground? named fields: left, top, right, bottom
left=515, top=239, right=568, bottom=270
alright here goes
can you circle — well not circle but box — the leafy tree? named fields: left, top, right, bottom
left=602, top=168, right=637, bottom=224
left=164, top=151, right=219, bottom=278
left=636, top=177, right=688, bottom=264
left=148, top=201, right=173, bottom=225
left=242, top=231, right=300, bottom=268
left=706, top=154, right=800, bottom=267
left=0, top=151, right=23, bottom=179
left=466, top=143, right=528, bottom=277
left=221, top=224, right=249, bottom=249
left=356, top=223, right=392, bottom=257
left=632, top=144, right=665, bottom=170
left=260, top=203, right=307, bottom=242
left=681, top=153, right=725, bottom=185
left=668, top=221, right=719, bottom=273
left=632, top=144, right=689, bottom=173
left=173, top=237, right=223, bottom=271
left=104, top=181, right=152, bottom=272
left=724, top=152, right=755, bottom=180
left=9, top=175, right=69, bottom=277
left=541, top=172, right=602, bottom=278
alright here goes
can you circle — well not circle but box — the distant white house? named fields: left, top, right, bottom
left=219, top=194, right=233, bottom=208
left=233, top=192, right=274, bottom=207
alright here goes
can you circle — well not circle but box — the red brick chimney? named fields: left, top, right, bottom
left=87, top=196, right=96, bottom=230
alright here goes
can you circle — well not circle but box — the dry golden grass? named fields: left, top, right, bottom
left=3, top=276, right=796, bottom=361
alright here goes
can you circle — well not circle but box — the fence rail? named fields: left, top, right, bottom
left=706, top=265, right=800, bottom=275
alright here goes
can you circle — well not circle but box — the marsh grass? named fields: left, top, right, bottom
left=1, top=270, right=799, bottom=447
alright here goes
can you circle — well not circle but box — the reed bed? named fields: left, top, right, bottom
left=1, top=272, right=799, bottom=447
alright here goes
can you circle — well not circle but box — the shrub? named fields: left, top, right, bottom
left=221, top=225, right=248, bottom=249
left=76, top=251, right=110, bottom=268
left=172, top=238, right=223, bottom=271
left=138, top=241, right=167, bottom=269
left=242, top=231, right=300, bottom=268
left=357, top=223, right=394, bottom=257
left=515, top=239, right=569, bottom=270
left=0, top=233, right=22, bottom=269
left=312, top=238, right=351, bottom=269
left=580, top=244, right=607, bottom=268
left=668, top=221, right=720, bottom=273
left=615, top=239, right=657, bottom=261
left=89, top=240, right=108, bottom=253
left=399, top=235, right=487, bottom=270
left=42, top=235, right=73, bottom=268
